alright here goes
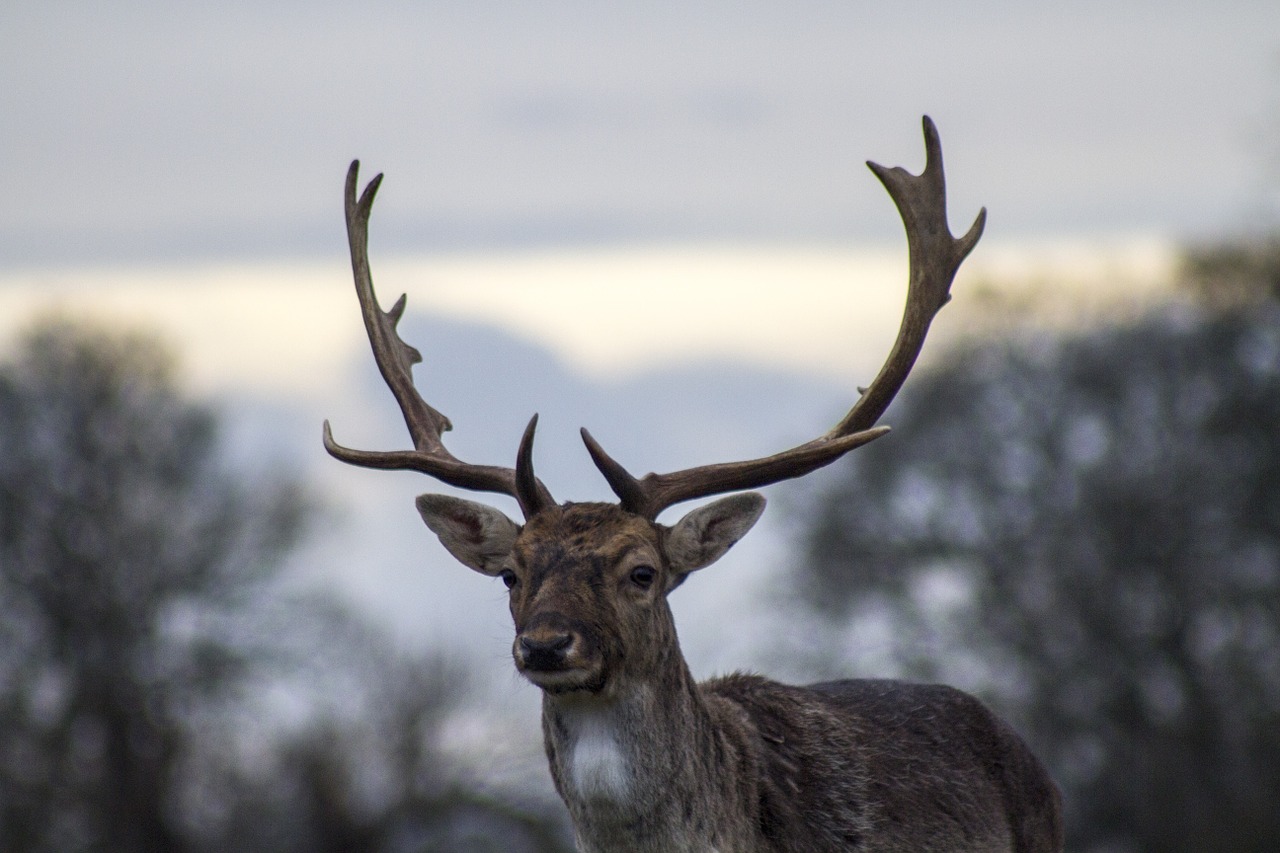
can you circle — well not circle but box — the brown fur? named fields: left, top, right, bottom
left=493, top=503, right=1064, bottom=853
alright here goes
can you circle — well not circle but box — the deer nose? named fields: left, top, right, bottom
left=517, top=632, right=574, bottom=670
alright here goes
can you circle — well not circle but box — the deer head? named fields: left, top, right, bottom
left=323, top=116, right=985, bottom=698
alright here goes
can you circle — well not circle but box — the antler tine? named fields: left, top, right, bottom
left=583, top=116, right=983, bottom=520
left=323, top=160, right=555, bottom=515
left=516, top=414, right=553, bottom=518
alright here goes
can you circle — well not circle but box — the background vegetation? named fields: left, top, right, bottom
left=0, top=320, right=571, bottom=852
left=0, top=234, right=1275, bottom=852
left=795, top=237, right=1280, bottom=853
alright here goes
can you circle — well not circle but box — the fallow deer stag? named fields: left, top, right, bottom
left=324, top=117, right=1064, bottom=853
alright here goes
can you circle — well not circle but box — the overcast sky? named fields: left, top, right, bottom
left=4, top=1, right=1279, bottom=267
left=3, top=2, right=1277, bottom=740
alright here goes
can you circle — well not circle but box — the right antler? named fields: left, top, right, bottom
left=322, top=161, right=555, bottom=519
left=582, top=116, right=985, bottom=519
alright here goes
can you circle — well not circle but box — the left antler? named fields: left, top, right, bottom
left=322, top=161, right=555, bottom=518
left=582, top=116, right=985, bottom=520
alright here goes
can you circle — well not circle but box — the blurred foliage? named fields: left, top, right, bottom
left=0, top=319, right=570, bottom=852
left=1178, top=234, right=1280, bottom=308
left=180, top=612, right=570, bottom=853
left=796, top=242, right=1280, bottom=852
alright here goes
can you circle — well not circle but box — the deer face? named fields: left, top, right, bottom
left=416, top=493, right=765, bottom=695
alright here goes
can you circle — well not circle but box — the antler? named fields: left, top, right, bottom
left=322, top=161, right=555, bottom=518
left=582, top=116, right=985, bottom=520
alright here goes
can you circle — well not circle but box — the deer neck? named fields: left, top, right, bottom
left=540, top=658, right=756, bottom=852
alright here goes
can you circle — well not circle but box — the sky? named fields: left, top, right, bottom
left=3, top=1, right=1278, bottom=269
left=6, top=0, right=1270, bottom=383
left=1, top=1, right=1278, bottom=760
left=2, top=0, right=1272, bottom=609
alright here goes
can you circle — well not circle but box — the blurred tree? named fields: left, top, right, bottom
left=186, top=613, right=573, bottom=853
left=0, top=318, right=572, bottom=853
left=795, top=272, right=1280, bottom=851
left=0, top=319, right=308, bottom=851
left=1178, top=234, right=1280, bottom=307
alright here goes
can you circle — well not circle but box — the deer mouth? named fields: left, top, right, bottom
left=522, top=665, right=608, bottom=695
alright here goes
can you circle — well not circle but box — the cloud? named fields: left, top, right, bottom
left=0, top=238, right=1176, bottom=402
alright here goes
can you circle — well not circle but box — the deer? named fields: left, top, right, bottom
left=323, top=117, right=1064, bottom=853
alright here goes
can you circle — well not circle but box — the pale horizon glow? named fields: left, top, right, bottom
left=0, top=236, right=1178, bottom=398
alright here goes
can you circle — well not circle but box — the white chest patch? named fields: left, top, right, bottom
left=563, top=707, right=632, bottom=801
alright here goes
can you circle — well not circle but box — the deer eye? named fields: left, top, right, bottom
left=499, top=569, right=518, bottom=589
left=629, top=565, right=656, bottom=590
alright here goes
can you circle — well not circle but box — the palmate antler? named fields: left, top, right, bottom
left=324, top=116, right=984, bottom=521
left=583, top=116, right=985, bottom=518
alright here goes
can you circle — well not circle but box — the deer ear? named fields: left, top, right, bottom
left=666, top=493, right=766, bottom=577
left=416, top=494, right=519, bottom=576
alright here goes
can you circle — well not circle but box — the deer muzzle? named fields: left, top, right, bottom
left=518, top=631, right=574, bottom=671
left=513, top=617, right=606, bottom=693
